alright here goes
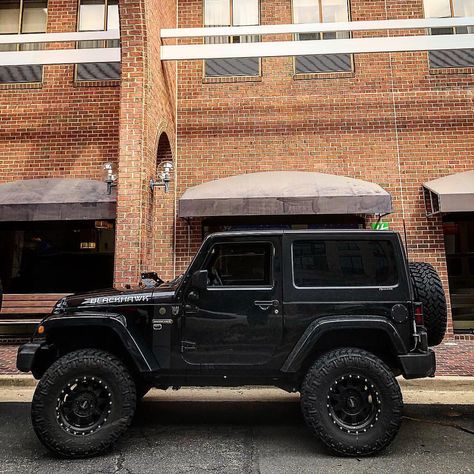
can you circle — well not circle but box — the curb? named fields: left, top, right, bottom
left=0, top=374, right=472, bottom=390
left=0, top=375, right=36, bottom=387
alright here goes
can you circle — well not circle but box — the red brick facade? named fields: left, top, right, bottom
left=173, top=0, right=474, bottom=342
left=0, top=0, right=120, bottom=184
left=0, top=0, right=473, bottom=371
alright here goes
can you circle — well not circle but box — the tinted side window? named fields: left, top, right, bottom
left=293, top=240, right=398, bottom=287
left=206, top=242, right=273, bottom=287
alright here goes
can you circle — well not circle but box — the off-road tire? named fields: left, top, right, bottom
left=31, top=349, right=136, bottom=458
left=409, top=262, right=447, bottom=346
left=301, top=348, right=403, bottom=456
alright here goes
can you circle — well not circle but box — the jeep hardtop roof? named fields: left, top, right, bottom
left=206, top=229, right=398, bottom=239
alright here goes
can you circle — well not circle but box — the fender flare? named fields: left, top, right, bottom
left=44, top=312, right=159, bottom=372
left=281, top=315, right=407, bottom=373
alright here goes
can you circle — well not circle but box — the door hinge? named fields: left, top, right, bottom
left=181, top=340, right=197, bottom=352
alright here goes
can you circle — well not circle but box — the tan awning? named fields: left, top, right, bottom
left=423, top=170, right=474, bottom=214
left=0, top=178, right=116, bottom=221
left=179, top=171, right=392, bottom=218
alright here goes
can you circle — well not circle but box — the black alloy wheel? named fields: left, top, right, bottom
left=56, top=376, right=112, bottom=436
left=327, top=374, right=381, bottom=434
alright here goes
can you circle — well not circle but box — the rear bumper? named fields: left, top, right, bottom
left=398, top=349, right=436, bottom=379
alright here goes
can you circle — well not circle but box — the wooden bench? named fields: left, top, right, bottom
left=1, top=293, right=69, bottom=318
left=0, top=294, right=70, bottom=338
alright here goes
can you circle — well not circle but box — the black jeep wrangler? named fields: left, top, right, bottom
left=17, top=230, right=447, bottom=458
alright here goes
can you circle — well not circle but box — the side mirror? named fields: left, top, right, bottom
left=191, top=270, right=208, bottom=290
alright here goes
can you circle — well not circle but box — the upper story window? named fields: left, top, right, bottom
left=76, top=0, right=120, bottom=82
left=0, top=0, right=48, bottom=83
left=293, top=0, right=352, bottom=74
left=424, top=0, right=474, bottom=69
left=204, top=0, right=260, bottom=77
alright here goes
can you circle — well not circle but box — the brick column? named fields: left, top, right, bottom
left=115, top=0, right=176, bottom=287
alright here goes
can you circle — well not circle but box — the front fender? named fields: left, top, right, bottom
left=44, top=312, right=159, bottom=372
left=281, top=315, right=407, bottom=373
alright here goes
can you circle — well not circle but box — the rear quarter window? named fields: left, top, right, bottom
left=292, top=239, right=398, bottom=287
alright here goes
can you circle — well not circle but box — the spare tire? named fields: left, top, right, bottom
left=408, top=262, right=447, bottom=346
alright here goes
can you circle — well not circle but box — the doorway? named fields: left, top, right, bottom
left=0, top=220, right=115, bottom=293
left=443, top=215, right=474, bottom=334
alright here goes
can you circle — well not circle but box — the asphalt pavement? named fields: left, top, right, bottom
left=0, top=387, right=473, bottom=474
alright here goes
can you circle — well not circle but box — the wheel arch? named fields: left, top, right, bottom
left=281, top=316, right=407, bottom=377
left=33, top=313, right=159, bottom=378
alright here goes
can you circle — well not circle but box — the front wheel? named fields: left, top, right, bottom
left=31, top=349, right=137, bottom=458
left=301, top=348, right=403, bottom=456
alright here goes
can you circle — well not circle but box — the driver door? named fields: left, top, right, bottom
left=181, top=236, right=283, bottom=367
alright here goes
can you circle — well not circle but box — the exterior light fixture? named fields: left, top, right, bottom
left=103, top=162, right=117, bottom=195
left=150, top=161, right=173, bottom=193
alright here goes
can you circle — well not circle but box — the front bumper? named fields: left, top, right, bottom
left=398, top=349, right=436, bottom=379
left=16, top=341, right=49, bottom=374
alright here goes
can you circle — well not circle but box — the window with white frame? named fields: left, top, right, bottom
left=204, top=0, right=260, bottom=77
left=76, top=0, right=120, bottom=81
left=293, top=0, right=352, bottom=74
left=0, top=0, right=48, bottom=83
left=424, top=0, right=474, bottom=68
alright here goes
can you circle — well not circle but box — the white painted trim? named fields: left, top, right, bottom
left=0, top=29, right=120, bottom=45
left=0, top=48, right=120, bottom=66
left=161, top=17, right=474, bottom=38
left=161, top=33, right=474, bottom=60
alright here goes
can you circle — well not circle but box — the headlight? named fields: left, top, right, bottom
left=52, top=297, right=68, bottom=314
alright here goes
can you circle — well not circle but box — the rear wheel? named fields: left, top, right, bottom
left=409, top=262, right=447, bottom=346
left=301, top=348, right=403, bottom=456
left=31, top=349, right=136, bottom=458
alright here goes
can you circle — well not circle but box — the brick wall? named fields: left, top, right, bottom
left=0, top=0, right=120, bottom=185
left=173, top=0, right=474, bottom=341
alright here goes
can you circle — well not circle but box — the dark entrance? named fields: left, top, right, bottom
left=443, top=214, right=474, bottom=334
left=0, top=220, right=115, bottom=294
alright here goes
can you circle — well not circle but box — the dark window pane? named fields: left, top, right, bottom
left=205, top=57, right=259, bottom=76
left=76, top=62, right=121, bottom=80
left=295, top=53, right=352, bottom=73
left=206, top=242, right=272, bottom=286
left=428, top=49, right=474, bottom=68
left=293, top=240, right=398, bottom=287
left=0, top=64, right=42, bottom=82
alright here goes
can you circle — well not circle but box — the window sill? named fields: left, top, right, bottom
left=293, top=71, right=355, bottom=80
left=74, top=79, right=121, bottom=87
left=429, top=67, right=474, bottom=75
left=203, top=75, right=262, bottom=84
left=0, top=81, right=43, bottom=90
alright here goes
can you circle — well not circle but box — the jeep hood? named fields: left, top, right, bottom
left=59, top=283, right=177, bottom=311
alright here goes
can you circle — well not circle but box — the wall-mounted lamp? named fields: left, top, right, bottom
left=150, top=161, right=173, bottom=193
left=103, top=162, right=117, bottom=195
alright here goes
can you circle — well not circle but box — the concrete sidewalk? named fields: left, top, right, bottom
left=1, top=375, right=473, bottom=404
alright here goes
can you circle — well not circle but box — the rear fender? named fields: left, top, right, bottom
left=281, top=315, right=407, bottom=373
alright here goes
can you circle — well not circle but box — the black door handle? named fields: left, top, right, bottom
left=254, top=300, right=279, bottom=310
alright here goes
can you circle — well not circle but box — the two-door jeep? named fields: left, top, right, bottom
left=17, top=230, right=447, bottom=458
